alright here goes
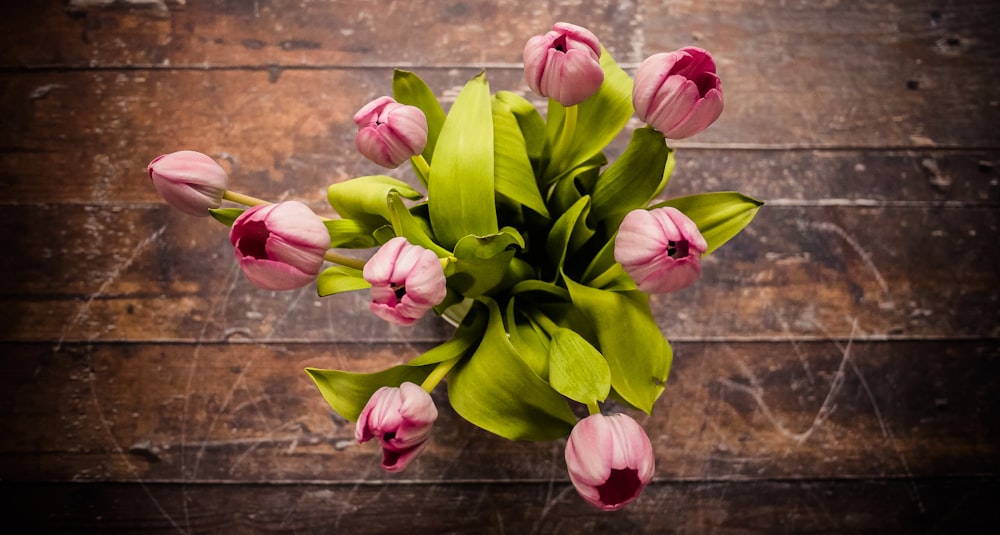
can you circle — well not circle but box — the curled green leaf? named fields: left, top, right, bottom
left=208, top=207, right=245, bottom=227
left=316, top=265, right=371, bottom=297
left=327, top=175, right=423, bottom=226
left=563, top=272, right=671, bottom=414
left=447, top=298, right=576, bottom=440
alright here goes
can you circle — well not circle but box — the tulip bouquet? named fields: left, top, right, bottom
left=146, top=22, right=761, bottom=511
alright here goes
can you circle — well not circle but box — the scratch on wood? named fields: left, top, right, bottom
left=530, top=442, right=568, bottom=535
left=84, top=347, right=185, bottom=533
left=53, top=225, right=166, bottom=352
left=179, top=262, right=242, bottom=529
left=814, top=320, right=926, bottom=513
left=798, top=219, right=890, bottom=294
left=719, top=323, right=853, bottom=445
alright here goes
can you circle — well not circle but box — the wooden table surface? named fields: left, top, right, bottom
left=2, top=1, right=998, bottom=533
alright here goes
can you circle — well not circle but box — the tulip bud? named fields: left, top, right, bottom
left=632, top=47, right=724, bottom=139
left=565, top=413, right=655, bottom=511
left=356, top=382, right=438, bottom=472
left=354, top=96, right=428, bottom=168
left=614, top=207, right=708, bottom=293
left=523, top=22, right=604, bottom=107
left=147, top=150, right=228, bottom=216
left=363, top=237, right=447, bottom=326
left=229, top=201, right=330, bottom=291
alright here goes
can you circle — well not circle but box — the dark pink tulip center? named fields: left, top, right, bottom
left=237, top=220, right=270, bottom=260
left=383, top=448, right=401, bottom=467
left=666, top=239, right=690, bottom=259
left=597, top=468, right=642, bottom=508
left=552, top=34, right=567, bottom=53
left=691, top=72, right=717, bottom=97
left=392, top=283, right=407, bottom=301
left=671, top=54, right=717, bottom=97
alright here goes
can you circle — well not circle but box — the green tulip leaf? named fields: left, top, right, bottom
left=579, top=233, right=616, bottom=284
left=492, top=97, right=549, bottom=217
left=549, top=327, right=611, bottom=406
left=428, top=72, right=498, bottom=249
left=306, top=308, right=482, bottom=422
left=447, top=229, right=524, bottom=297
left=509, top=279, right=571, bottom=301
left=584, top=262, right=637, bottom=292
left=324, top=218, right=380, bottom=249
left=546, top=152, right=605, bottom=217
left=208, top=207, right=245, bottom=227
left=393, top=70, right=447, bottom=162
left=655, top=192, right=765, bottom=255
left=447, top=299, right=576, bottom=440
left=495, top=90, right=547, bottom=163
left=305, top=364, right=435, bottom=423
left=316, top=265, right=371, bottom=297
left=505, top=298, right=551, bottom=380
left=590, top=127, right=674, bottom=228
left=327, top=175, right=423, bottom=226
left=563, top=273, right=672, bottom=413
left=407, top=304, right=488, bottom=367
left=386, top=192, right=451, bottom=257
left=546, top=196, right=594, bottom=275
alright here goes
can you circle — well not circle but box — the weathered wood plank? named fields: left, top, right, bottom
left=3, top=1, right=997, bottom=148
left=3, top=0, right=641, bottom=67
left=2, top=67, right=998, bottom=203
left=2, top=341, right=996, bottom=483
left=642, top=0, right=1000, bottom=148
left=3, top=205, right=996, bottom=342
left=3, top=478, right=996, bottom=534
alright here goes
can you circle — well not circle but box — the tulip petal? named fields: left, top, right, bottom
left=565, top=414, right=655, bottom=510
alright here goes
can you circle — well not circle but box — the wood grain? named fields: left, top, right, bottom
left=2, top=341, right=996, bottom=483
left=2, top=0, right=998, bottom=532
left=3, top=479, right=997, bottom=534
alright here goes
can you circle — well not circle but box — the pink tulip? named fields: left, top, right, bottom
left=523, top=22, right=604, bottom=107
left=147, top=150, right=228, bottom=216
left=614, top=207, right=708, bottom=293
left=354, top=96, right=428, bottom=168
left=229, top=201, right=330, bottom=291
left=565, top=413, right=655, bottom=511
left=363, top=237, right=447, bottom=326
left=356, top=382, right=438, bottom=472
left=632, top=47, right=724, bottom=139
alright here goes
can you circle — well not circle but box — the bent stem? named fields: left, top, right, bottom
left=224, top=189, right=337, bottom=222
left=223, top=190, right=271, bottom=207
left=324, top=251, right=367, bottom=271
left=420, top=357, right=461, bottom=393
left=411, top=154, right=431, bottom=188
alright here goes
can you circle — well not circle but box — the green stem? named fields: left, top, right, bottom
left=529, top=309, right=560, bottom=337
left=440, top=255, right=457, bottom=271
left=223, top=189, right=334, bottom=221
left=223, top=190, right=271, bottom=207
left=420, top=357, right=461, bottom=393
left=550, top=104, right=578, bottom=166
left=323, top=251, right=366, bottom=270
left=411, top=154, right=431, bottom=187
left=586, top=401, right=601, bottom=415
